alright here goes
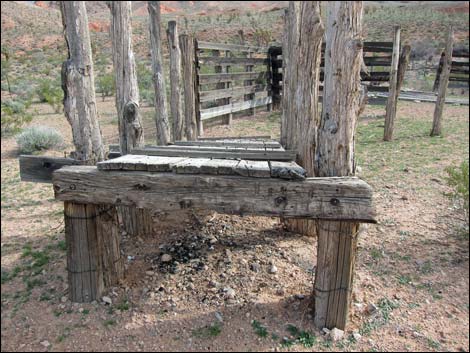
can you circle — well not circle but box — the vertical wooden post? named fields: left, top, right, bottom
left=245, top=51, right=255, bottom=116
left=109, top=1, right=144, bottom=155
left=195, top=40, right=203, bottom=137
left=433, top=52, right=445, bottom=92
left=148, top=1, right=171, bottom=145
left=225, top=50, right=233, bottom=124
left=269, top=46, right=282, bottom=112
left=314, top=1, right=363, bottom=330
left=383, top=26, right=401, bottom=142
left=60, top=1, right=105, bottom=163
left=180, top=34, right=198, bottom=140
left=280, top=1, right=324, bottom=237
left=167, top=20, right=184, bottom=141
left=431, top=28, right=454, bottom=137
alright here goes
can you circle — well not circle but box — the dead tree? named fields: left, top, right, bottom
left=431, top=28, right=454, bottom=137
left=60, top=1, right=105, bottom=163
left=383, top=26, right=401, bottom=141
left=314, top=1, right=364, bottom=330
left=109, top=1, right=153, bottom=238
left=148, top=1, right=171, bottom=145
left=109, top=1, right=144, bottom=154
left=167, top=20, right=184, bottom=141
left=281, top=1, right=324, bottom=236
left=60, top=1, right=121, bottom=302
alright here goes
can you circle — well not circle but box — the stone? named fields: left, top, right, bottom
left=102, top=296, right=112, bottom=305
left=352, top=332, right=362, bottom=341
left=224, top=287, right=236, bottom=299
left=329, top=327, right=344, bottom=341
left=366, top=303, right=378, bottom=314
left=250, top=263, right=260, bottom=272
left=40, top=340, right=50, bottom=348
left=146, top=271, right=155, bottom=276
left=161, top=254, right=172, bottom=262
left=215, top=312, right=223, bottom=323
left=322, top=328, right=330, bottom=335
left=61, top=296, right=68, bottom=303
left=269, top=265, right=278, bottom=274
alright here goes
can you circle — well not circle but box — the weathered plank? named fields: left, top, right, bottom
left=198, top=71, right=269, bottom=85
left=53, top=166, right=376, bottom=223
left=198, top=57, right=269, bottom=65
left=180, top=34, right=199, bottom=140
left=198, top=135, right=272, bottom=141
left=173, top=140, right=282, bottom=149
left=19, top=155, right=84, bottom=183
left=269, top=161, right=307, bottom=180
left=199, top=85, right=269, bottom=103
left=98, top=155, right=186, bottom=172
left=131, top=147, right=296, bottom=161
left=200, top=96, right=272, bottom=120
left=197, top=41, right=269, bottom=53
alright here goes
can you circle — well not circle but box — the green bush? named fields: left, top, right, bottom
left=96, top=72, right=115, bottom=101
left=445, top=160, right=469, bottom=228
left=1, top=99, right=33, bottom=135
left=35, top=78, right=63, bottom=113
left=16, top=126, right=64, bottom=154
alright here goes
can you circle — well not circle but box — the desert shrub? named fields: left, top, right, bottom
left=96, top=72, right=115, bottom=101
left=36, top=78, right=63, bottom=113
left=445, top=160, right=469, bottom=230
left=16, top=126, right=64, bottom=154
left=1, top=99, right=33, bottom=136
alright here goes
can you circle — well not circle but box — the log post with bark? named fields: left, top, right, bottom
left=280, top=1, right=324, bottom=236
left=180, top=34, right=198, bottom=140
left=60, top=1, right=122, bottom=302
left=109, top=1, right=153, bottom=238
left=431, top=28, right=454, bottom=137
left=148, top=1, right=171, bottom=145
left=314, top=1, right=364, bottom=330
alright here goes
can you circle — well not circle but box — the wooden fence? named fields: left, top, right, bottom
left=433, top=48, right=469, bottom=91
left=195, top=41, right=273, bottom=128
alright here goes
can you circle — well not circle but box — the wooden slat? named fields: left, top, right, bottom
left=200, top=96, right=272, bottom=120
left=197, top=41, right=269, bottom=53
left=451, top=61, right=469, bottom=68
left=130, top=147, right=296, bottom=161
left=98, top=155, right=186, bottom=172
left=198, top=135, right=272, bottom=141
left=53, top=166, right=377, bottom=223
left=163, top=145, right=281, bottom=151
left=19, top=155, right=84, bottom=183
left=199, top=85, right=269, bottom=103
left=173, top=140, right=281, bottom=148
left=198, top=71, right=269, bottom=84
left=198, top=57, right=269, bottom=65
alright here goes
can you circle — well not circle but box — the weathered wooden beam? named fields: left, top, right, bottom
left=180, top=34, right=198, bottom=140
left=197, top=41, right=269, bottom=53
left=130, top=147, right=296, bottom=161
left=199, top=85, right=269, bottom=103
left=198, top=57, right=269, bottom=65
left=200, top=97, right=272, bottom=120
left=19, top=155, right=84, bottom=183
left=198, top=71, right=269, bottom=85
left=173, top=140, right=281, bottom=148
left=53, top=166, right=376, bottom=223
left=198, top=135, right=272, bottom=141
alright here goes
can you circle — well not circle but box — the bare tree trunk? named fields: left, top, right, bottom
left=109, top=1, right=144, bottom=154
left=109, top=1, right=153, bottom=238
left=148, top=1, right=170, bottom=145
left=281, top=1, right=324, bottom=236
left=60, top=1, right=105, bottom=163
left=167, top=20, right=184, bottom=141
left=180, top=34, right=198, bottom=141
left=431, top=28, right=454, bottom=137
left=314, top=1, right=363, bottom=330
left=383, top=26, right=401, bottom=141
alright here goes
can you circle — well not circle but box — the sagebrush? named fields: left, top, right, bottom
left=16, top=126, right=64, bottom=154
left=445, top=160, right=469, bottom=228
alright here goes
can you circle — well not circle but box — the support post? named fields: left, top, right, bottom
left=433, top=52, right=445, bottom=92
left=180, top=34, right=198, bottom=140
left=167, top=20, right=184, bottom=141
left=225, top=50, right=233, bottom=124
left=383, top=26, right=401, bottom=142
left=244, top=52, right=255, bottom=116
left=65, top=202, right=123, bottom=302
left=431, top=28, right=454, bottom=137
left=280, top=2, right=324, bottom=237
left=148, top=1, right=171, bottom=145
left=314, top=1, right=363, bottom=330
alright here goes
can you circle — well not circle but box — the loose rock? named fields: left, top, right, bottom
left=329, top=327, right=344, bottom=341
left=161, top=254, right=172, bottom=263
left=102, top=296, right=112, bottom=305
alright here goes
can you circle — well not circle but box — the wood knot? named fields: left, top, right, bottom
left=69, top=184, right=76, bottom=190
left=43, top=161, right=52, bottom=169
left=330, top=198, right=340, bottom=206
left=179, top=200, right=193, bottom=209
left=274, top=196, right=287, bottom=207
left=133, top=183, right=149, bottom=191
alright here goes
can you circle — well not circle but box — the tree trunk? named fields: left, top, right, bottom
left=167, top=20, right=184, bottom=141
left=383, top=26, right=401, bottom=142
left=148, top=1, right=171, bottom=145
left=109, top=1, right=144, bottom=154
left=281, top=1, right=324, bottom=236
left=60, top=1, right=105, bottom=163
left=431, top=28, right=454, bottom=137
left=109, top=1, right=153, bottom=238
left=314, top=1, right=363, bottom=330
left=180, top=34, right=198, bottom=141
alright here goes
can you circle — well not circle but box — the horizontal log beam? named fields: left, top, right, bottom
left=199, top=85, right=269, bottom=103
left=173, top=140, right=281, bottom=148
left=198, top=57, right=269, bottom=65
left=198, top=135, right=272, bottom=141
left=19, top=155, right=84, bottom=183
left=200, top=96, right=272, bottom=120
left=52, top=166, right=376, bottom=223
left=198, top=71, right=269, bottom=84
left=197, top=41, right=269, bottom=53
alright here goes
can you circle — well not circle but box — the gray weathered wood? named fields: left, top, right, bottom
left=199, top=85, right=269, bottom=103
left=431, top=28, right=454, bottom=137
left=198, top=57, right=269, bottom=65
left=200, top=97, right=272, bottom=120
left=383, top=26, right=401, bottom=142
left=198, top=71, right=269, bottom=85
left=198, top=135, right=272, bottom=141
left=60, top=1, right=105, bottom=163
left=197, top=41, right=269, bottom=53
left=131, top=147, right=297, bottom=161
left=53, top=166, right=376, bottom=223
left=314, top=1, right=364, bottom=331
left=109, top=1, right=144, bottom=154
left=148, top=1, right=171, bottom=145
left=167, top=20, right=184, bottom=141
left=19, top=155, right=84, bottom=183
left=173, top=140, right=282, bottom=149
left=180, top=34, right=198, bottom=140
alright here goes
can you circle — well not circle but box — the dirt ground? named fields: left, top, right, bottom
left=1, top=100, right=469, bottom=352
